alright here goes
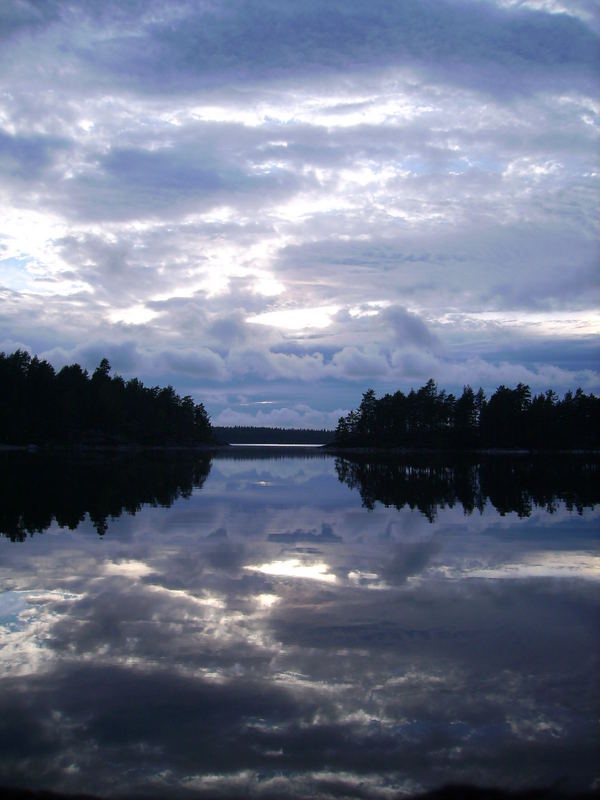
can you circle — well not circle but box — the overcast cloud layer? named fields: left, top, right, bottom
left=1, top=0, right=599, bottom=426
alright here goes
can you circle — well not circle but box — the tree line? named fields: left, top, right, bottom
left=334, top=379, right=600, bottom=450
left=0, top=350, right=213, bottom=446
left=214, top=426, right=334, bottom=444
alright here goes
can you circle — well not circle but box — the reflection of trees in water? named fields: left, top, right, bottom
left=214, top=448, right=330, bottom=461
left=3, top=451, right=598, bottom=540
left=0, top=453, right=212, bottom=541
left=335, top=454, right=599, bottom=520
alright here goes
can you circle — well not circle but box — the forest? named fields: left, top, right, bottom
left=0, top=350, right=213, bottom=446
left=333, top=379, right=600, bottom=450
left=214, top=426, right=334, bottom=444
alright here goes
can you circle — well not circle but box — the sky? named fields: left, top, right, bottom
left=0, top=0, right=599, bottom=428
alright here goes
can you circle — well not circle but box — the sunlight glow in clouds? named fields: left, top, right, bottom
left=246, top=306, right=341, bottom=331
left=108, top=305, right=161, bottom=326
left=181, top=89, right=433, bottom=129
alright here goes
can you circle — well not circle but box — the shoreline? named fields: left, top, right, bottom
left=0, top=442, right=229, bottom=453
left=323, top=444, right=600, bottom=456
left=1, top=443, right=598, bottom=456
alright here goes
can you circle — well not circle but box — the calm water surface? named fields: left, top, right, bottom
left=0, top=451, right=598, bottom=799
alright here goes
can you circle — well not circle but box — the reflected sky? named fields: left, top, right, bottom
left=0, top=453, right=599, bottom=799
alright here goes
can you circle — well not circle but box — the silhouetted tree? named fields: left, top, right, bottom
left=454, top=386, right=478, bottom=447
left=332, top=380, right=599, bottom=450
left=480, top=383, right=531, bottom=447
left=214, top=426, right=333, bottom=444
left=0, top=350, right=215, bottom=446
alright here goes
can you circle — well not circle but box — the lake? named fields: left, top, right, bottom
left=0, top=449, right=598, bottom=799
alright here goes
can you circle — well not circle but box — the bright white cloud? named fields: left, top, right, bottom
left=246, top=306, right=340, bottom=331
left=108, top=305, right=161, bottom=325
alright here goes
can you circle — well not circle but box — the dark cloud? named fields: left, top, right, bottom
left=381, top=306, right=439, bottom=350
left=0, top=0, right=62, bottom=40
left=0, top=130, right=69, bottom=179
left=160, top=348, right=228, bottom=380
left=206, top=311, right=252, bottom=350
left=203, top=537, right=247, bottom=572
left=54, top=142, right=303, bottom=223
left=63, top=0, right=600, bottom=96
left=380, top=539, right=441, bottom=585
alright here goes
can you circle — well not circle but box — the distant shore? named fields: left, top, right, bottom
left=323, top=444, right=600, bottom=455
left=0, top=442, right=228, bottom=453
left=2, top=442, right=598, bottom=456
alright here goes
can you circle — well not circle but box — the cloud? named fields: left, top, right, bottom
left=45, top=0, right=597, bottom=97
left=380, top=540, right=441, bottom=585
left=329, top=347, right=391, bottom=379
left=380, top=306, right=440, bottom=349
left=207, top=313, right=249, bottom=347
left=213, top=404, right=345, bottom=430
left=0, top=130, right=69, bottom=179
left=160, top=347, right=229, bottom=381
left=39, top=340, right=144, bottom=375
left=59, top=142, right=302, bottom=223
left=0, top=0, right=597, bottom=422
left=0, top=0, right=62, bottom=40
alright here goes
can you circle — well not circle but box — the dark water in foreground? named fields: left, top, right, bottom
left=0, top=450, right=598, bottom=799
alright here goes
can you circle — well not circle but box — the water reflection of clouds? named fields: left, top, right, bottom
left=245, top=558, right=338, bottom=583
left=211, top=457, right=332, bottom=483
left=458, top=551, right=600, bottom=580
left=0, top=456, right=598, bottom=797
left=0, top=589, right=82, bottom=678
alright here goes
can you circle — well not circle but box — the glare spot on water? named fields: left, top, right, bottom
left=347, top=570, right=386, bottom=589
left=244, top=558, right=337, bottom=583
left=104, top=559, right=154, bottom=579
left=255, top=593, right=279, bottom=608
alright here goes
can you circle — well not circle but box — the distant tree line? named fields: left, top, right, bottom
left=0, top=350, right=213, bottom=446
left=334, top=379, right=600, bottom=450
left=214, top=426, right=334, bottom=444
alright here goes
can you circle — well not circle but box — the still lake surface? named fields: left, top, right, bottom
left=0, top=449, right=598, bottom=799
